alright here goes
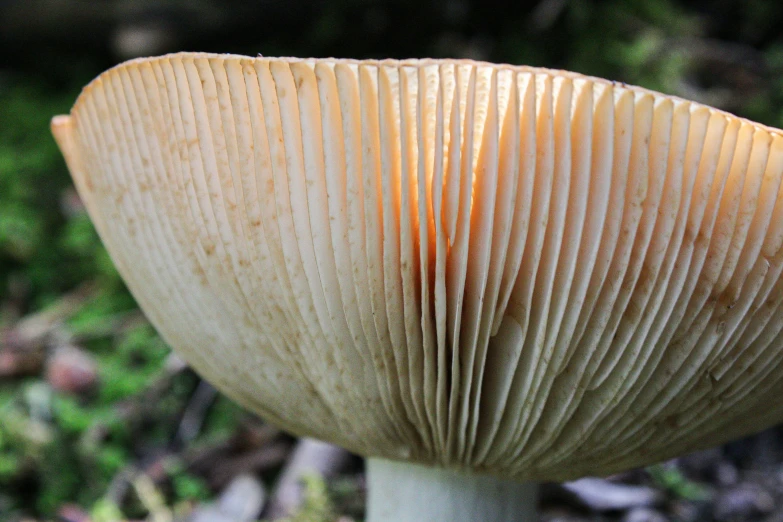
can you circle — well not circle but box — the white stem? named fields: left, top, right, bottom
left=366, top=458, right=538, bottom=522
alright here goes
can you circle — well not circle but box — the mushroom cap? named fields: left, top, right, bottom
left=52, top=52, right=783, bottom=481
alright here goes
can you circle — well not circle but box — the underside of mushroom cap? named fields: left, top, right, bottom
left=52, top=52, right=783, bottom=482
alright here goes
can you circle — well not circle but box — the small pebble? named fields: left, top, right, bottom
left=58, top=504, right=91, bottom=522
left=561, top=477, right=663, bottom=511
left=671, top=500, right=712, bottom=522
left=716, top=462, right=738, bottom=486
left=623, top=507, right=668, bottom=522
left=714, top=483, right=775, bottom=520
left=46, top=344, right=98, bottom=394
left=217, top=474, right=266, bottom=520
left=187, top=474, right=265, bottom=522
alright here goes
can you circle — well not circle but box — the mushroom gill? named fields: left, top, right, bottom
left=52, top=53, right=783, bottom=484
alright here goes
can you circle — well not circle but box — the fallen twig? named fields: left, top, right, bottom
left=133, top=472, right=172, bottom=522
left=0, top=282, right=98, bottom=377
left=174, top=380, right=218, bottom=449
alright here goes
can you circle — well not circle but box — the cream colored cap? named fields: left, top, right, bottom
left=52, top=52, right=783, bottom=481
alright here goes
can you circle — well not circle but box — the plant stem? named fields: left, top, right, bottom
left=366, top=458, right=538, bottom=521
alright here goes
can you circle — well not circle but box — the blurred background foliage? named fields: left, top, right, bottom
left=4, top=0, right=783, bottom=520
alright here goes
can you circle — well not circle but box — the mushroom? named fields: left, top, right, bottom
left=51, top=52, right=783, bottom=521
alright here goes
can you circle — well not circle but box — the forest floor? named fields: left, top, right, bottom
left=2, top=289, right=783, bottom=521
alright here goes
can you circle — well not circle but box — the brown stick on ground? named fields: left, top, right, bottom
left=0, top=282, right=98, bottom=377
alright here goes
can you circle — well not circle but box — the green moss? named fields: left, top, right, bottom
left=171, top=471, right=212, bottom=502
left=273, top=473, right=337, bottom=522
left=648, top=464, right=711, bottom=501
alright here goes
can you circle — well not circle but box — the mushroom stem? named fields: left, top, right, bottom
left=366, top=458, right=538, bottom=522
